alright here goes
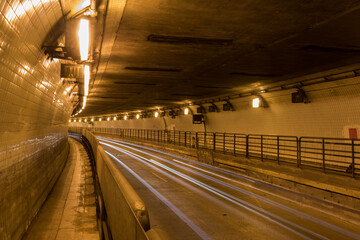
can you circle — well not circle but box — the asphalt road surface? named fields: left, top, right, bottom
left=97, top=136, right=360, bottom=240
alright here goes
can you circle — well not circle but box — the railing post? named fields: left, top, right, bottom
left=223, top=133, right=226, bottom=154
left=234, top=134, right=236, bottom=156
left=298, top=137, right=301, bottom=168
left=277, top=136, right=280, bottom=165
left=322, top=138, right=326, bottom=173
left=196, top=132, right=199, bottom=149
left=204, top=132, right=206, bottom=149
left=352, top=140, right=355, bottom=178
left=213, top=133, right=216, bottom=152
left=246, top=135, right=249, bottom=158
left=261, top=135, right=263, bottom=161
left=184, top=132, right=187, bottom=147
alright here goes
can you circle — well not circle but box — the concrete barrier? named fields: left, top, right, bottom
left=68, top=128, right=167, bottom=240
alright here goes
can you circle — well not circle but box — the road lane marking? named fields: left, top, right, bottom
left=105, top=151, right=212, bottom=240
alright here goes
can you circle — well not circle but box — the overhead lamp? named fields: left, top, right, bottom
left=114, top=117, right=117, bottom=120
left=154, top=112, right=159, bottom=118
left=78, top=19, right=90, bottom=61
left=91, top=118, right=94, bottom=122
left=252, top=98, right=260, bottom=108
left=82, top=96, right=87, bottom=109
left=184, top=108, right=189, bottom=115
left=84, top=65, right=90, bottom=96
left=136, top=114, right=140, bottom=119
left=124, top=115, right=128, bottom=120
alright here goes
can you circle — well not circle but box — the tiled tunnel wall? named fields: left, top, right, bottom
left=78, top=77, right=360, bottom=138
left=0, top=1, right=72, bottom=239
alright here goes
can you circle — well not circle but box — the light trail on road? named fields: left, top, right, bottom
left=98, top=136, right=360, bottom=240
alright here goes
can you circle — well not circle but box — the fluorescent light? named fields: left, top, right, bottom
left=78, top=19, right=90, bottom=61
left=252, top=98, right=260, bottom=108
left=155, top=112, right=159, bottom=118
left=124, top=115, right=128, bottom=120
left=84, top=65, right=90, bottom=96
left=184, top=108, right=189, bottom=115
left=82, top=96, right=87, bottom=109
left=136, top=114, right=140, bottom=119
left=114, top=117, right=117, bottom=120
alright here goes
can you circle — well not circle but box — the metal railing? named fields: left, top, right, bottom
left=69, top=127, right=359, bottom=178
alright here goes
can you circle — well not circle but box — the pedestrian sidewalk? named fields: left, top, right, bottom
left=23, top=137, right=99, bottom=240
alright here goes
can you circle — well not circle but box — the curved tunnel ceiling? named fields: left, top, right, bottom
left=78, top=0, right=360, bottom=117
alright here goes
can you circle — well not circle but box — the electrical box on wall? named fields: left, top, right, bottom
left=193, top=114, right=204, bottom=124
left=349, top=128, right=358, bottom=139
left=209, top=105, right=217, bottom=112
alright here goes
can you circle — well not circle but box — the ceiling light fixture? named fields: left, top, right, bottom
left=84, top=65, right=90, bottom=96
left=78, top=19, right=90, bottom=61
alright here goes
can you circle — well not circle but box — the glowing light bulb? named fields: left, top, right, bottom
left=124, top=115, right=128, bottom=120
left=91, top=118, right=94, bottom=122
left=136, top=114, right=140, bottom=119
left=252, top=98, right=260, bottom=108
left=184, top=108, right=189, bottom=115
left=114, top=117, right=117, bottom=120
left=155, top=112, right=159, bottom=118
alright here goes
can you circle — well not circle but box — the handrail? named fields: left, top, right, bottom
left=69, top=127, right=153, bottom=239
left=72, top=127, right=359, bottom=178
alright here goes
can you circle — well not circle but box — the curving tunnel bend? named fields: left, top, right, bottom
left=1, top=0, right=360, bottom=239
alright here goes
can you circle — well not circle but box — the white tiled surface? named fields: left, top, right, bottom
left=0, top=1, right=73, bottom=239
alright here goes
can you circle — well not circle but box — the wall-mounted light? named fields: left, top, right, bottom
left=136, top=114, right=140, bottom=119
left=184, top=108, right=189, bottom=115
left=107, top=117, right=110, bottom=121
left=99, top=118, right=102, bottom=121
left=84, top=119, right=87, bottom=122
left=124, top=115, right=128, bottom=120
left=155, top=112, right=159, bottom=118
left=252, top=98, right=260, bottom=108
left=78, top=19, right=90, bottom=61
left=73, top=120, right=76, bottom=122
left=114, top=117, right=117, bottom=120
left=91, top=118, right=94, bottom=122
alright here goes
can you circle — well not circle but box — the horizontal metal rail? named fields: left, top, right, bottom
left=69, top=127, right=359, bottom=178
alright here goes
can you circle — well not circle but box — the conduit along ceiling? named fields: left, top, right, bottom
left=55, top=0, right=360, bottom=117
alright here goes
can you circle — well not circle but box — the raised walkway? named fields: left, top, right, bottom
left=22, top=137, right=99, bottom=240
